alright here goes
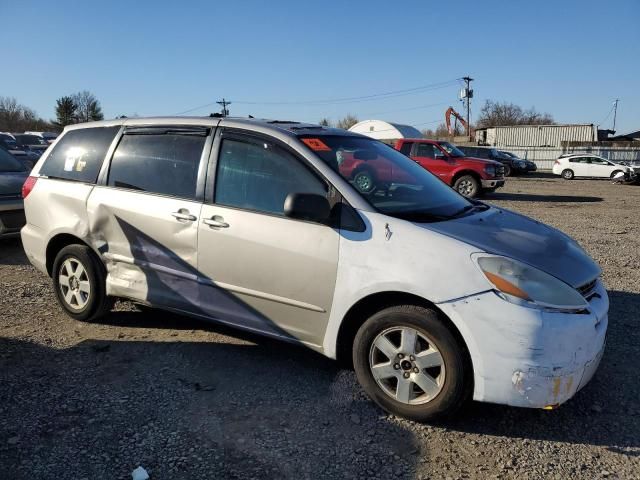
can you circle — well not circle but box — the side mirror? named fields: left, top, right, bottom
left=284, top=193, right=331, bottom=224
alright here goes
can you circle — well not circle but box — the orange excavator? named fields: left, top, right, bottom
left=445, top=106, right=472, bottom=136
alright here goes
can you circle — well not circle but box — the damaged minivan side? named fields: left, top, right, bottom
left=21, top=117, right=608, bottom=422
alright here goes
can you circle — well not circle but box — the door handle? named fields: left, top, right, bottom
left=171, top=211, right=197, bottom=222
left=203, top=216, right=229, bottom=228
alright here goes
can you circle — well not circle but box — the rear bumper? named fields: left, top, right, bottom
left=20, top=223, right=47, bottom=274
left=481, top=179, right=505, bottom=189
left=0, top=198, right=25, bottom=238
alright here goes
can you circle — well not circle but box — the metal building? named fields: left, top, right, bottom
left=348, top=120, right=422, bottom=142
left=476, top=124, right=597, bottom=147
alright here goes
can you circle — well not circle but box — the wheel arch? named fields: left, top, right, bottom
left=335, top=291, right=474, bottom=378
left=451, top=169, right=482, bottom=186
left=45, top=233, right=94, bottom=277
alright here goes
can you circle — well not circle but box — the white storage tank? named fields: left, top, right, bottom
left=348, top=120, right=422, bottom=141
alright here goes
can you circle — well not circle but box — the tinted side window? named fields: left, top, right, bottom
left=399, top=142, right=413, bottom=155
left=40, top=127, right=119, bottom=183
left=415, top=143, right=435, bottom=158
left=108, top=133, right=206, bottom=200
left=215, top=138, right=328, bottom=216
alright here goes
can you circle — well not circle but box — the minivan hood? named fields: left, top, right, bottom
left=0, top=171, right=28, bottom=196
left=421, top=206, right=600, bottom=288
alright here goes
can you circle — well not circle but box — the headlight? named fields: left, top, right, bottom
left=484, top=165, right=496, bottom=176
left=474, top=255, right=588, bottom=311
left=516, top=161, right=526, bottom=167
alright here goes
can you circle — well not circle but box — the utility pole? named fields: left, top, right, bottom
left=216, top=98, right=231, bottom=117
left=461, top=77, right=474, bottom=141
left=612, top=98, right=619, bottom=132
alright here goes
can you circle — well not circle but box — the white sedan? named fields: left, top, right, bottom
left=553, top=154, right=629, bottom=180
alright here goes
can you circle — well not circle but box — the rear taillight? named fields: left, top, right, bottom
left=22, top=176, right=38, bottom=199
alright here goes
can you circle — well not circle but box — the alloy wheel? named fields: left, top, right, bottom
left=457, top=179, right=474, bottom=196
left=58, top=257, right=91, bottom=310
left=369, top=326, right=445, bottom=405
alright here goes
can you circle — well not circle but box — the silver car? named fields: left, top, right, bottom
left=21, top=117, right=608, bottom=421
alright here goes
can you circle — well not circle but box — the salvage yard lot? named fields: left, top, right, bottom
left=1, top=175, right=639, bottom=480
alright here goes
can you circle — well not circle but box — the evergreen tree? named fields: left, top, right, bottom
left=53, top=96, right=78, bottom=128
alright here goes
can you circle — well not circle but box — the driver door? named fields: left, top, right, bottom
left=412, top=143, right=452, bottom=180
left=196, top=131, right=340, bottom=347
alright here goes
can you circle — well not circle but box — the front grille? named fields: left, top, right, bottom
left=0, top=210, right=26, bottom=230
left=577, top=278, right=598, bottom=300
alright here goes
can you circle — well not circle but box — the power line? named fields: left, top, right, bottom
left=597, top=102, right=616, bottom=127
left=172, top=78, right=460, bottom=115
left=233, top=79, right=459, bottom=106
left=363, top=101, right=450, bottom=117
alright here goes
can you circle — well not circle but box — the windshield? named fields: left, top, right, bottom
left=299, top=135, right=472, bottom=221
left=17, top=134, right=47, bottom=145
left=438, top=141, right=465, bottom=157
left=0, top=149, right=26, bottom=172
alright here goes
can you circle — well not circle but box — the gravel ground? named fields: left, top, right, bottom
left=1, top=174, right=639, bottom=479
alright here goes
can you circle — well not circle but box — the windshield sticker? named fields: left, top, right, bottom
left=302, top=138, right=331, bottom=151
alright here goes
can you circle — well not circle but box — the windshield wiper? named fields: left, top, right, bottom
left=450, top=203, right=490, bottom=218
left=391, top=211, right=451, bottom=223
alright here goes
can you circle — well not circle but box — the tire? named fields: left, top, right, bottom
left=453, top=175, right=480, bottom=198
left=353, top=305, right=470, bottom=422
left=352, top=168, right=376, bottom=194
left=503, top=164, right=512, bottom=177
left=611, top=170, right=623, bottom=180
left=52, top=244, right=113, bottom=322
left=561, top=169, right=574, bottom=180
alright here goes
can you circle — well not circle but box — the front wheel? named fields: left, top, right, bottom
left=453, top=175, right=480, bottom=198
left=503, top=164, right=512, bottom=177
left=353, top=305, right=470, bottom=422
left=52, top=245, right=113, bottom=321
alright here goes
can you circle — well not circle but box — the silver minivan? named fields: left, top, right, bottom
left=21, top=117, right=608, bottom=421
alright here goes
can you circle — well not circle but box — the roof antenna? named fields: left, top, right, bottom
left=248, top=115, right=254, bottom=118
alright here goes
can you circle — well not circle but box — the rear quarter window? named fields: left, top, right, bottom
left=39, top=126, right=120, bottom=183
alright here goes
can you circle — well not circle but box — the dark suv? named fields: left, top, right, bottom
left=458, top=146, right=536, bottom=176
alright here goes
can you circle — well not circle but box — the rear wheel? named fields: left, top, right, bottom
left=561, top=169, right=574, bottom=180
left=453, top=175, right=480, bottom=198
left=52, top=245, right=113, bottom=321
left=353, top=305, right=470, bottom=422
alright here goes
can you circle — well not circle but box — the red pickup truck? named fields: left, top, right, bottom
left=393, top=139, right=505, bottom=197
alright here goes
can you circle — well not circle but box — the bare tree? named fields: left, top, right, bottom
left=422, top=123, right=454, bottom=138
left=72, top=90, right=104, bottom=123
left=0, top=96, right=53, bottom=132
left=476, top=100, right=554, bottom=128
left=336, top=114, right=359, bottom=130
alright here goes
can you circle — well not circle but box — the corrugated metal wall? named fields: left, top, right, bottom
left=505, top=146, right=640, bottom=170
left=485, top=125, right=597, bottom=147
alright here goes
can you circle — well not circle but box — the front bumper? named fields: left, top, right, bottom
left=0, top=197, right=25, bottom=238
left=437, top=279, right=608, bottom=408
left=481, top=179, right=505, bottom=189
